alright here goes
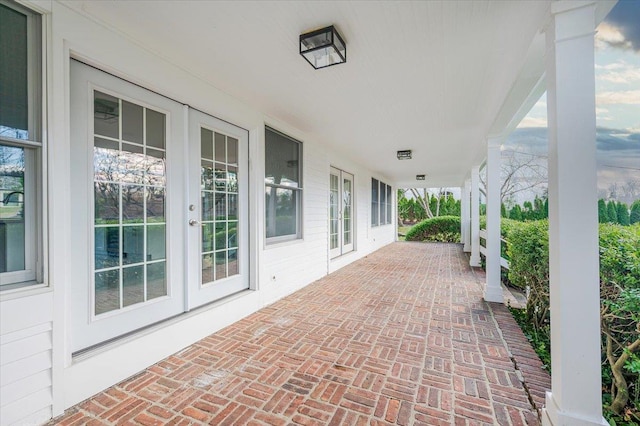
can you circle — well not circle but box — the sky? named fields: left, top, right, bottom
left=507, top=0, right=640, bottom=204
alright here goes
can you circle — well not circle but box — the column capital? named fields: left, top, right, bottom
left=487, top=135, right=505, bottom=149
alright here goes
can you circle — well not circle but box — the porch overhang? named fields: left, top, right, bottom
left=60, top=0, right=615, bottom=189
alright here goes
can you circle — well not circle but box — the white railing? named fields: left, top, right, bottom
left=479, top=229, right=510, bottom=269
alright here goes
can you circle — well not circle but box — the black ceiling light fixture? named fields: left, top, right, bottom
left=300, top=25, right=346, bottom=69
left=416, top=174, right=426, bottom=180
left=397, top=150, right=412, bottom=160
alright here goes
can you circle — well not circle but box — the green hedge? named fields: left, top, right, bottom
left=505, top=221, right=640, bottom=422
left=405, top=216, right=461, bottom=242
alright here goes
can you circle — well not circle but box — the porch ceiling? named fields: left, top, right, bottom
left=60, top=1, right=602, bottom=188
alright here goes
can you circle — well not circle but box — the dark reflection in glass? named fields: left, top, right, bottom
left=202, top=254, right=213, bottom=285
left=147, top=224, right=165, bottom=261
left=95, top=227, right=120, bottom=269
left=227, top=166, right=238, bottom=193
left=265, top=128, right=299, bottom=187
left=202, top=192, right=214, bottom=221
left=228, top=194, right=238, bottom=220
left=122, top=184, right=144, bottom=223
left=94, top=138, right=119, bottom=182
left=146, top=149, right=165, bottom=186
left=94, top=91, right=119, bottom=139
left=228, top=249, right=238, bottom=276
left=147, top=262, right=167, bottom=300
left=95, top=270, right=120, bottom=315
left=123, top=265, right=144, bottom=307
left=146, top=187, right=165, bottom=223
left=122, top=100, right=143, bottom=144
left=215, top=164, right=226, bottom=192
left=201, top=160, right=214, bottom=190
left=201, top=128, right=213, bottom=160
left=227, top=222, right=238, bottom=249
left=215, top=193, right=226, bottom=219
left=227, top=138, right=238, bottom=165
left=215, top=132, right=225, bottom=163
left=146, top=109, right=165, bottom=149
left=95, top=182, right=119, bottom=224
left=215, top=251, right=227, bottom=280
left=202, top=223, right=214, bottom=252
left=215, top=222, right=226, bottom=250
left=121, top=143, right=144, bottom=184
left=123, top=226, right=144, bottom=264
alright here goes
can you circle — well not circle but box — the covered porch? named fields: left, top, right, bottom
left=50, top=242, right=548, bottom=425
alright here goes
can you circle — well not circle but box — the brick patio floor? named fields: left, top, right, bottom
left=50, top=243, right=549, bottom=426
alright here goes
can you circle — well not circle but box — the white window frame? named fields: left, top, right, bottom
left=264, top=126, right=303, bottom=244
left=0, top=0, right=43, bottom=290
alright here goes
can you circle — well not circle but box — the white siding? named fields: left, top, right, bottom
left=0, top=2, right=397, bottom=422
left=0, top=292, right=53, bottom=426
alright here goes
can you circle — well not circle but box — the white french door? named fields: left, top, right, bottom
left=329, top=167, right=354, bottom=259
left=69, top=61, right=250, bottom=352
left=186, top=110, right=249, bottom=309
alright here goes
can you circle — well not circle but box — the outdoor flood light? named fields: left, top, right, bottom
left=416, top=174, right=426, bottom=180
left=300, top=25, right=346, bottom=69
left=397, top=150, right=412, bottom=160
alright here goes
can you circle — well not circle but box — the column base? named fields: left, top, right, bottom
left=463, top=243, right=470, bottom=253
left=483, top=284, right=503, bottom=303
left=469, top=254, right=481, bottom=267
left=541, top=392, right=608, bottom=426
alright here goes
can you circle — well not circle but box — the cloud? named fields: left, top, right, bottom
left=597, top=90, right=640, bottom=105
left=599, top=1, right=640, bottom=52
left=596, top=61, right=640, bottom=84
left=517, top=116, right=547, bottom=128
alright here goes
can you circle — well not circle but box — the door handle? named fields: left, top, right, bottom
left=189, top=219, right=200, bottom=227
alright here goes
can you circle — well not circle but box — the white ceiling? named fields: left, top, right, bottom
left=60, top=1, right=609, bottom=188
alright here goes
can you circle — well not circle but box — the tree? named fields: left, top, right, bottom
left=408, top=188, right=435, bottom=219
left=607, top=201, right=618, bottom=224
left=510, top=204, right=523, bottom=221
left=631, top=200, right=640, bottom=225
left=479, top=149, right=548, bottom=206
left=598, top=199, right=609, bottom=223
left=617, top=202, right=630, bottom=226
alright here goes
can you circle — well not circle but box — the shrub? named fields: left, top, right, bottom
left=405, top=216, right=460, bottom=242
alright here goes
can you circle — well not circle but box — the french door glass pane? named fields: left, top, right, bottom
left=343, top=178, right=352, bottom=245
left=201, top=128, right=240, bottom=285
left=330, top=174, right=339, bottom=250
left=92, top=92, right=167, bottom=315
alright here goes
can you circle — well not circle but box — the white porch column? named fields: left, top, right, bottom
left=484, top=140, right=503, bottom=303
left=469, top=166, right=481, bottom=267
left=462, top=179, right=471, bottom=252
left=542, top=2, right=607, bottom=425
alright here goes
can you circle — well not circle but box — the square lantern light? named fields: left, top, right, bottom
left=416, top=174, right=426, bottom=181
left=397, top=150, right=412, bottom=160
left=300, top=25, right=346, bottom=69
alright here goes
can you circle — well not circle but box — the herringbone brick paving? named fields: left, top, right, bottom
left=50, top=243, right=547, bottom=425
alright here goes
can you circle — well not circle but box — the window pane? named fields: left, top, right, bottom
left=95, top=227, right=119, bottom=269
left=202, top=223, right=214, bottom=253
left=123, top=226, right=144, bottom=265
left=122, top=184, right=144, bottom=223
left=146, top=148, right=165, bottom=187
left=122, top=100, right=143, bottom=144
left=265, top=128, right=300, bottom=187
left=380, top=183, right=387, bottom=224
left=146, top=224, right=165, bottom=261
left=265, top=187, right=298, bottom=238
left=215, top=251, right=227, bottom=280
left=202, top=253, right=214, bottom=284
left=95, top=270, right=120, bottom=315
left=146, top=109, right=165, bottom=149
left=0, top=4, right=28, bottom=139
left=201, top=128, right=213, bottom=160
left=121, top=143, right=144, bottom=184
left=215, top=132, right=225, bottom=163
left=147, top=261, right=166, bottom=300
left=123, top=265, right=144, bottom=307
left=386, top=185, right=392, bottom=224
left=228, top=249, right=238, bottom=276
left=0, top=144, right=25, bottom=273
left=94, top=91, right=119, bottom=139
left=371, top=179, right=379, bottom=226
left=95, top=182, right=119, bottom=224
left=146, top=187, right=165, bottom=223
left=94, top=137, right=119, bottom=182
left=227, top=137, right=238, bottom=165
left=201, top=160, right=214, bottom=190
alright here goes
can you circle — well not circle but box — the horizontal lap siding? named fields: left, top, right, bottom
left=0, top=292, right=53, bottom=425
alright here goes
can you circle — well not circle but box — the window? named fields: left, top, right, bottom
left=0, top=0, right=42, bottom=289
left=265, top=127, right=302, bottom=242
left=371, top=178, right=392, bottom=227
